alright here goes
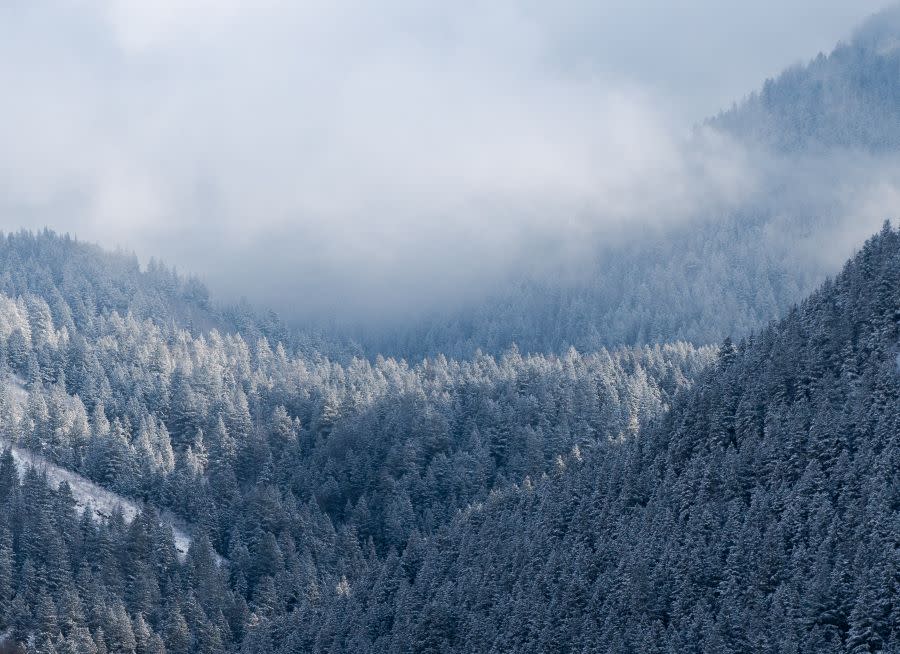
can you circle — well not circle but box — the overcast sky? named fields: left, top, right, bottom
left=0, top=0, right=895, bottom=319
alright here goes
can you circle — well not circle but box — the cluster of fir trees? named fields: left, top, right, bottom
left=0, top=450, right=246, bottom=654
left=0, top=232, right=713, bottom=651
left=0, top=290, right=710, bottom=552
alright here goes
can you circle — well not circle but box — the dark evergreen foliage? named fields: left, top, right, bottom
left=0, top=459, right=228, bottom=653
left=0, top=231, right=709, bottom=652
left=277, top=224, right=900, bottom=653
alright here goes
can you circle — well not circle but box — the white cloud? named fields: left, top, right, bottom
left=0, top=0, right=896, bottom=319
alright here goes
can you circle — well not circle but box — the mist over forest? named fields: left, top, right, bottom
left=0, top=3, right=898, bottom=654
left=0, top=0, right=897, bottom=326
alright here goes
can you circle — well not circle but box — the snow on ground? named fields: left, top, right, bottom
left=2, top=376, right=194, bottom=558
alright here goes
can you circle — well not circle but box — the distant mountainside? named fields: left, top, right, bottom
left=281, top=222, right=900, bottom=653
left=338, top=12, right=900, bottom=360
left=0, top=229, right=347, bottom=360
left=710, top=4, right=900, bottom=153
left=348, top=213, right=815, bottom=358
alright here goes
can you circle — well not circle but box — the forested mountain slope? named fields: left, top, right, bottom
left=354, top=214, right=815, bottom=358
left=0, top=458, right=193, bottom=654
left=0, top=231, right=712, bottom=652
left=0, top=230, right=345, bottom=360
left=711, top=3, right=900, bottom=152
left=1, top=374, right=193, bottom=557
left=277, top=223, right=900, bottom=653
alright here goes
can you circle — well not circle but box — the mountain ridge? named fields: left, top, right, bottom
left=275, top=221, right=900, bottom=652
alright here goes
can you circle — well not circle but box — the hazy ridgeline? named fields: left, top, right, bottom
left=330, top=11, right=900, bottom=359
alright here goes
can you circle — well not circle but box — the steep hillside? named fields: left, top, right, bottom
left=711, top=4, right=900, bottom=152
left=279, top=222, right=900, bottom=653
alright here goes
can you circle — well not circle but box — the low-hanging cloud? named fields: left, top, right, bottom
left=0, top=0, right=895, bottom=321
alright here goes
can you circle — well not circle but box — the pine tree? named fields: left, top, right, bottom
left=36, top=591, right=59, bottom=640
left=71, top=627, right=100, bottom=654
left=163, top=604, right=191, bottom=654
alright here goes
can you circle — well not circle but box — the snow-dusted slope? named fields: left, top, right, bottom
left=2, top=376, right=194, bottom=557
